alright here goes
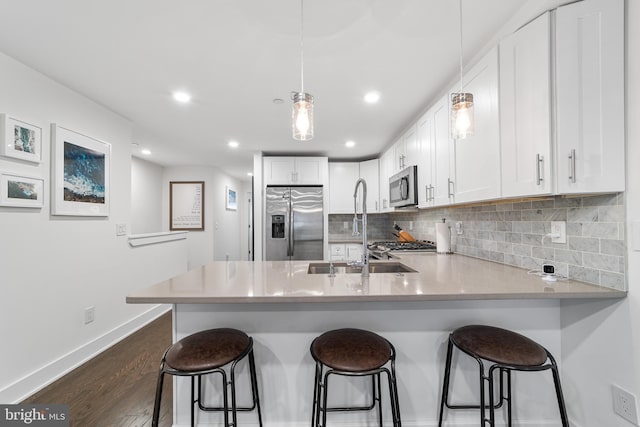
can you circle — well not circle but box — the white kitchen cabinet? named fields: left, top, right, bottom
left=378, top=146, right=395, bottom=212
left=450, top=46, right=501, bottom=204
left=328, top=162, right=360, bottom=214
left=329, top=243, right=346, bottom=261
left=329, top=243, right=363, bottom=263
left=329, top=160, right=380, bottom=214
left=500, top=12, right=553, bottom=198
left=555, top=0, right=625, bottom=193
left=359, top=159, right=380, bottom=213
left=394, top=124, right=419, bottom=172
left=263, top=156, right=328, bottom=185
left=346, top=243, right=364, bottom=263
left=417, top=94, right=455, bottom=208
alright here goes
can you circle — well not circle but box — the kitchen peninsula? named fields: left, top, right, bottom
left=127, top=254, right=624, bottom=425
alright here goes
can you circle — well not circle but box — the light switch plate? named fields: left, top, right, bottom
left=116, top=223, right=127, bottom=236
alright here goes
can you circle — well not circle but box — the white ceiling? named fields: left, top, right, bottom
left=0, top=0, right=565, bottom=181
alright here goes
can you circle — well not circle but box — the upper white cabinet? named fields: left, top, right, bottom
left=555, top=0, right=625, bottom=193
left=378, top=147, right=395, bottom=212
left=417, top=94, right=455, bottom=208
left=328, top=162, right=359, bottom=214
left=263, top=156, right=328, bottom=186
left=359, top=159, right=380, bottom=213
left=328, top=160, right=380, bottom=214
left=500, top=12, right=553, bottom=198
left=450, top=46, right=501, bottom=204
left=394, top=124, right=420, bottom=172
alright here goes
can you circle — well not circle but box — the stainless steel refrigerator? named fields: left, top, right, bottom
left=265, top=186, right=323, bottom=260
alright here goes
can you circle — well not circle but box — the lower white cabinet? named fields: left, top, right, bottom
left=329, top=243, right=363, bottom=263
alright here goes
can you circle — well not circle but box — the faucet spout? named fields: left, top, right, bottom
left=353, top=178, right=369, bottom=277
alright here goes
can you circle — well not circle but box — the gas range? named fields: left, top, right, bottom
left=368, top=240, right=437, bottom=253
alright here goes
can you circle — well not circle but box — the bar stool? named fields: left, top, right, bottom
left=310, top=328, right=401, bottom=427
left=437, top=325, right=568, bottom=426
left=151, top=328, right=263, bottom=427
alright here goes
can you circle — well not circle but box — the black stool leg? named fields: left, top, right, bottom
left=311, top=362, right=322, bottom=427
left=549, top=356, right=569, bottom=427
left=151, top=362, right=166, bottom=427
left=478, top=359, right=488, bottom=426
left=191, top=376, right=196, bottom=427
left=387, top=365, right=402, bottom=427
left=248, top=349, right=264, bottom=427
left=438, top=337, right=454, bottom=426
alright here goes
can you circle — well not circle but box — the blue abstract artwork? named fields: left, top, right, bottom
left=63, top=141, right=105, bottom=204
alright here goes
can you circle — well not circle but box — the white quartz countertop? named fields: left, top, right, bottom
left=126, top=254, right=625, bottom=304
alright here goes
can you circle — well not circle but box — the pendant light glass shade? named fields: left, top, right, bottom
left=451, top=92, right=474, bottom=139
left=451, top=0, right=474, bottom=140
left=292, top=92, right=314, bottom=141
left=291, top=0, right=314, bottom=141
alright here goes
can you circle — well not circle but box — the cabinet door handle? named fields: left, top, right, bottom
left=430, top=185, right=435, bottom=202
left=569, top=149, right=576, bottom=183
left=425, top=185, right=430, bottom=203
left=375, top=200, right=378, bottom=211
left=536, top=154, right=544, bottom=185
left=447, top=179, right=454, bottom=198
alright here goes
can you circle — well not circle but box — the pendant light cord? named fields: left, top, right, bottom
left=300, top=0, right=305, bottom=93
left=458, top=0, right=464, bottom=92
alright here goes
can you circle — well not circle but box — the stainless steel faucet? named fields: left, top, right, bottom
left=352, top=178, right=369, bottom=277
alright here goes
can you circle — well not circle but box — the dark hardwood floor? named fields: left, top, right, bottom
left=23, top=312, right=173, bottom=427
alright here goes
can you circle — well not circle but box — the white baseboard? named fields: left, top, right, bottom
left=0, top=304, right=170, bottom=403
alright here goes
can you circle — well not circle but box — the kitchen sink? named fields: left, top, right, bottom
left=307, top=262, right=417, bottom=274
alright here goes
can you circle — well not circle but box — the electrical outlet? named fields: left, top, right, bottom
left=409, top=221, right=414, bottom=230
left=456, top=222, right=464, bottom=235
left=550, top=221, right=567, bottom=244
left=343, top=221, right=349, bottom=230
left=613, top=385, right=639, bottom=425
left=84, top=306, right=95, bottom=324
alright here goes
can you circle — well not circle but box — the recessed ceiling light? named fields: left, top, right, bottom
left=141, top=149, right=151, bottom=155
left=272, top=98, right=284, bottom=104
left=364, top=92, right=380, bottom=104
left=345, top=141, right=356, bottom=148
left=228, top=141, right=239, bottom=148
left=173, top=91, right=192, bottom=103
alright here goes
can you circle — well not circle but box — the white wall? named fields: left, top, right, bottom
left=131, top=156, right=164, bottom=234
left=0, top=52, right=187, bottom=403
left=162, top=165, right=246, bottom=268
left=560, top=1, right=640, bottom=426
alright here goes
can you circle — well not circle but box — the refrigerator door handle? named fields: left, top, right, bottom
left=287, top=190, right=293, bottom=257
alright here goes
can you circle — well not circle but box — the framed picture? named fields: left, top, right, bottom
left=0, top=114, right=42, bottom=163
left=170, top=181, right=204, bottom=231
left=226, top=186, right=237, bottom=211
left=0, top=172, right=44, bottom=208
left=51, top=124, right=111, bottom=216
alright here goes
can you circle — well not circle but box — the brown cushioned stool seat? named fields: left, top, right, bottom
left=310, top=328, right=401, bottom=427
left=438, top=325, right=568, bottom=427
left=152, top=328, right=262, bottom=427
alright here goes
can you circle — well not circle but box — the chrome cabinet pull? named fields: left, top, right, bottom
left=536, top=154, right=544, bottom=185
left=430, top=185, right=435, bottom=202
left=569, top=149, right=576, bottom=183
left=447, top=179, right=454, bottom=198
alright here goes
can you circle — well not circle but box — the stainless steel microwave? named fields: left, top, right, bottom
left=389, top=165, right=418, bottom=208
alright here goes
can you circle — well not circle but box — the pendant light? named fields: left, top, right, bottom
left=451, top=0, right=474, bottom=140
left=291, top=0, right=314, bottom=141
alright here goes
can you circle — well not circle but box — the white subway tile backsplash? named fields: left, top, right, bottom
left=328, top=193, right=625, bottom=289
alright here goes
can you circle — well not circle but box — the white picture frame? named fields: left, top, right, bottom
left=0, top=172, right=45, bottom=208
left=0, top=114, right=42, bottom=163
left=51, top=124, right=111, bottom=216
left=226, top=186, right=237, bottom=211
